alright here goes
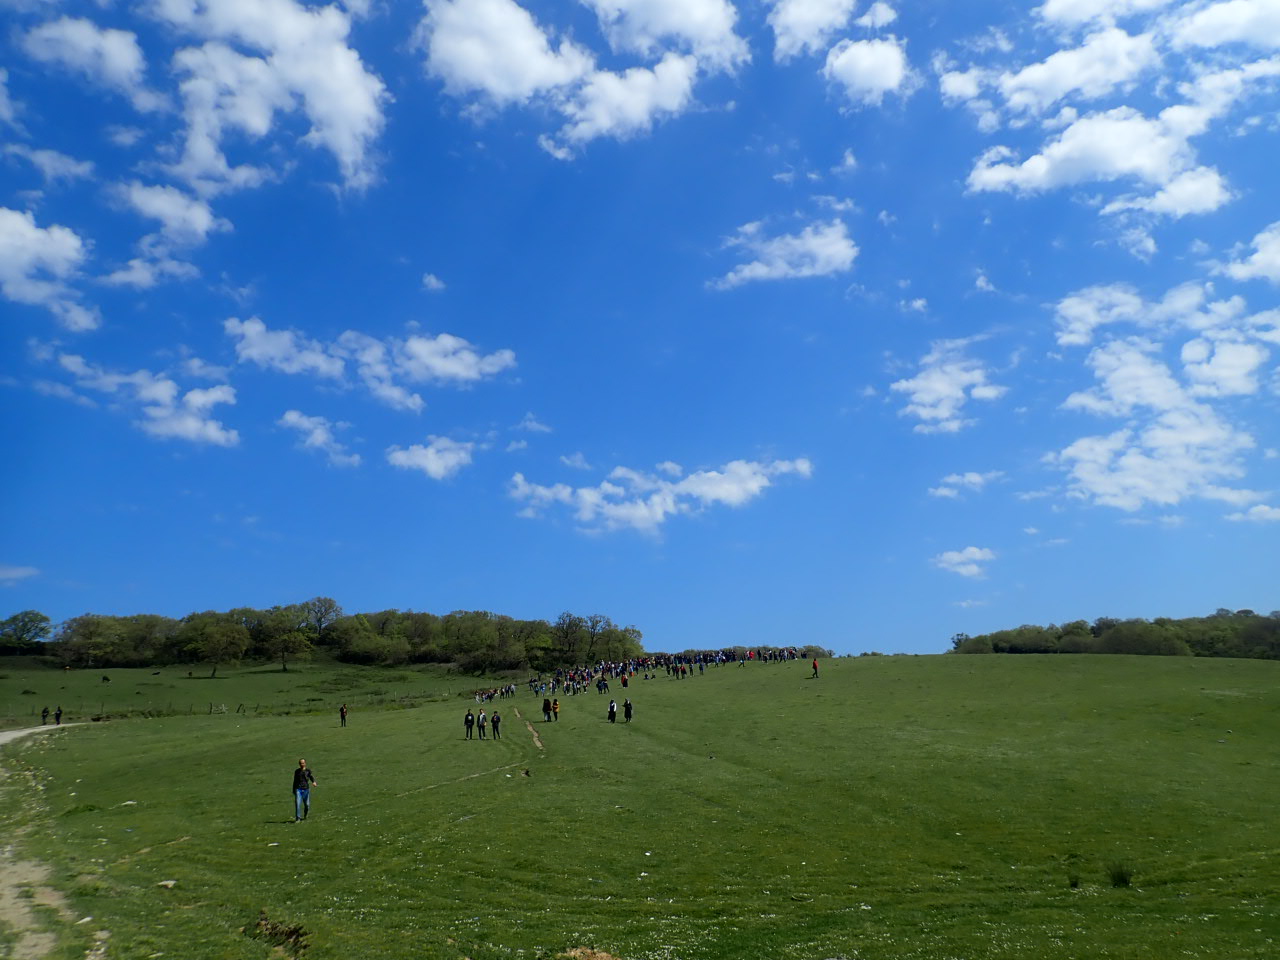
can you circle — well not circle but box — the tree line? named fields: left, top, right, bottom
left=949, top=608, right=1280, bottom=660
left=0, top=603, right=650, bottom=674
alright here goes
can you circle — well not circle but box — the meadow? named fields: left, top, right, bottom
left=0, top=654, right=1277, bottom=960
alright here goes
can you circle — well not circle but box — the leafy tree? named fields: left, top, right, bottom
left=0, top=610, right=52, bottom=653
left=265, top=630, right=313, bottom=671
left=56, top=615, right=127, bottom=667
left=179, top=612, right=249, bottom=677
left=303, top=597, right=343, bottom=646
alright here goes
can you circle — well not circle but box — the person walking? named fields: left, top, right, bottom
left=339, top=703, right=348, bottom=727
left=292, top=758, right=317, bottom=822
left=41, top=706, right=49, bottom=725
left=552, top=698, right=560, bottom=722
left=607, top=699, right=617, bottom=723
left=477, top=709, right=488, bottom=740
left=623, top=698, right=633, bottom=723
left=464, top=709, right=475, bottom=739
left=811, top=658, right=819, bottom=679
left=491, top=711, right=502, bottom=739
left=54, top=706, right=62, bottom=725
left=542, top=698, right=553, bottom=722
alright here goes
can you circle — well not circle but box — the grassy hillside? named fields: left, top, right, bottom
left=1, top=655, right=1277, bottom=960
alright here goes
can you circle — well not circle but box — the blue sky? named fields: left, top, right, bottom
left=2, top=0, right=1278, bottom=655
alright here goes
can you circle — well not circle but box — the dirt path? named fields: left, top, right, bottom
left=0, top=725, right=83, bottom=959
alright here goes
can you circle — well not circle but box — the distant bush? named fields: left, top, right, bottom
left=1107, top=861, right=1135, bottom=888
left=951, top=609, right=1280, bottom=661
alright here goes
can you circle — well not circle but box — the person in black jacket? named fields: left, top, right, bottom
left=292, top=759, right=318, bottom=822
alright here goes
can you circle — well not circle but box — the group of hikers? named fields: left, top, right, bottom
left=291, top=649, right=820, bottom=821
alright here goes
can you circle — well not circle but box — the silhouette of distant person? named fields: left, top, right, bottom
left=464, top=709, right=475, bottom=739
left=41, top=706, right=49, bottom=725
left=339, top=703, right=348, bottom=727
left=811, top=658, right=819, bottom=679
left=608, top=699, right=617, bottom=723
left=491, top=711, right=502, bottom=739
left=623, top=698, right=633, bottom=723
left=54, top=706, right=62, bottom=725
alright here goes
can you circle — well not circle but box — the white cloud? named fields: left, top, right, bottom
left=1226, top=503, right=1280, bottom=522
left=556, top=53, right=698, bottom=146
left=1180, top=337, right=1268, bottom=396
left=890, top=338, right=1007, bottom=433
left=418, top=0, right=592, bottom=104
left=21, top=17, right=166, bottom=113
left=158, top=0, right=388, bottom=191
left=511, top=457, right=812, bottom=533
left=4, top=145, right=95, bottom=183
left=0, top=69, right=15, bottom=128
left=396, top=331, right=517, bottom=382
left=767, top=0, right=857, bottom=61
left=1171, top=0, right=1280, bottom=51
left=928, top=470, right=1005, bottom=497
left=933, top=546, right=996, bottom=578
left=1222, top=221, right=1280, bottom=284
left=278, top=409, right=360, bottom=467
left=422, top=272, right=446, bottom=291
left=1038, top=0, right=1174, bottom=23
left=997, top=28, right=1158, bottom=116
left=824, top=36, right=912, bottom=106
left=0, top=565, right=40, bottom=584
left=1051, top=338, right=1258, bottom=510
left=387, top=435, right=475, bottom=479
left=0, top=207, right=98, bottom=331
left=506, top=438, right=529, bottom=452
left=517, top=411, right=552, bottom=433
left=226, top=318, right=516, bottom=410
left=57, top=352, right=239, bottom=446
left=969, top=58, right=1280, bottom=217
left=560, top=451, right=593, bottom=470
left=225, top=316, right=345, bottom=378
left=120, top=182, right=231, bottom=246
left=856, top=2, right=898, bottom=29
left=581, top=0, right=749, bottom=69
left=712, top=219, right=857, bottom=289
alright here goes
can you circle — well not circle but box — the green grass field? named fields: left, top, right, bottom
left=1, top=654, right=1277, bottom=960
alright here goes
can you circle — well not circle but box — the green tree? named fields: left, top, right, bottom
left=0, top=610, right=52, bottom=654
left=179, top=612, right=249, bottom=677
left=265, top=630, right=313, bottom=672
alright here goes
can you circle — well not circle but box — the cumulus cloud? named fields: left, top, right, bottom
left=890, top=339, right=1008, bottom=433
left=928, top=470, right=1005, bottom=498
left=4, top=145, right=94, bottom=183
left=278, top=409, right=360, bottom=466
left=856, top=3, right=898, bottom=29
left=1171, top=0, right=1280, bottom=50
left=824, top=36, right=912, bottom=106
left=157, top=0, right=388, bottom=191
left=1037, top=0, right=1174, bottom=23
left=997, top=28, right=1158, bottom=116
left=933, top=546, right=996, bottom=578
left=1226, top=503, right=1280, bottom=522
left=119, top=182, right=231, bottom=246
left=1051, top=338, right=1258, bottom=510
left=422, top=272, right=446, bottom=291
left=767, top=0, right=857, bottom=61
left=556, top=53, right=698, bottom=146
left=225, top=317, right=345, bottom=378
left=1222, top=221, right=1280, bottom=284
left=418, top=0, right=592, bottom=103
left=387, top=435, right=475, bottom=479
left=225, top=317, right=515, bottom=411
left=581, top=0, right=749, bottom=69
left=711, top=219, right=857, bottom=289
left=21, top=16, right=166, bottom=113
left=969, top=58, right=1280, bottom=217
left=511, top=457, right=812, bottom=533
left=56, top=352, right=239, bottom=446
left=0, top=207, right=98, bottom=331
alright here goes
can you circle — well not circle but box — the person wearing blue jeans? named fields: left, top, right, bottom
left=292, top=758, right=317, bottom=822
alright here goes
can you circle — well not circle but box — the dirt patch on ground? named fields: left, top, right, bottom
left=559, top=949, right=625, bottom=960
left=0, top=726, right=88, bottom=959
left=512, top=707, right=544, bottom=749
